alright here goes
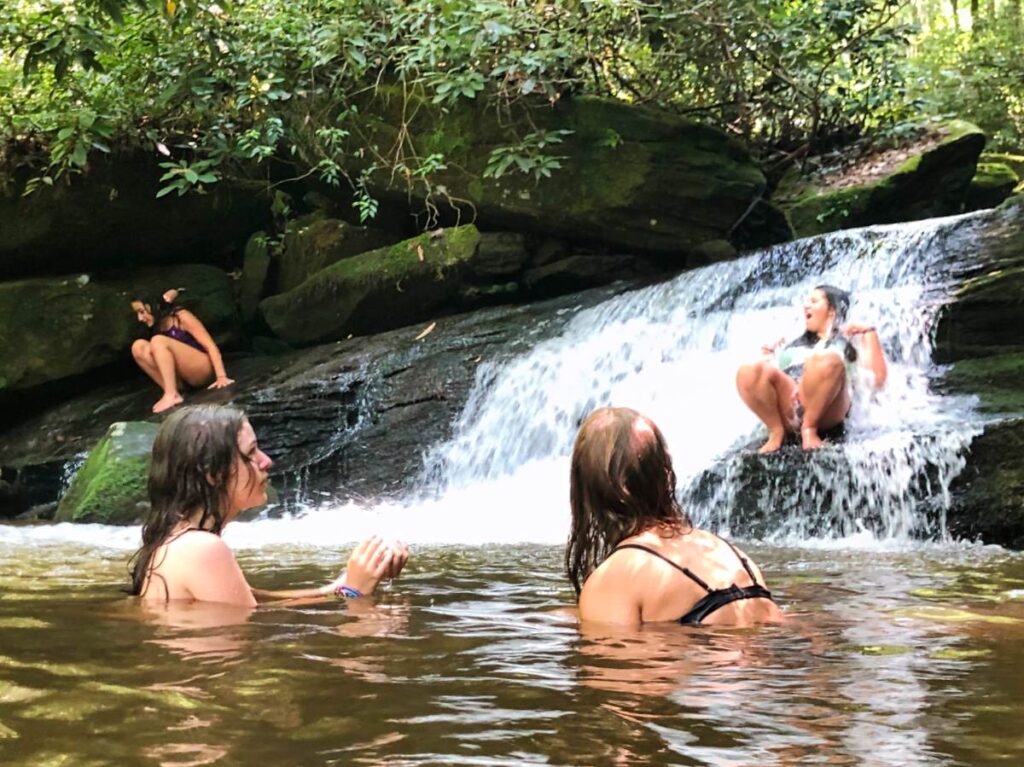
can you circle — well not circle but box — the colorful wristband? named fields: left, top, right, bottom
left=334, top=584, right=364, bottom=599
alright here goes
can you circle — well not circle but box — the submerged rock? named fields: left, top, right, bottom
left=55, top=421, right=158, bottom=524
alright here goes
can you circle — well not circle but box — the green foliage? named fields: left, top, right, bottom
left=2, top=0, right=1014, bottom=208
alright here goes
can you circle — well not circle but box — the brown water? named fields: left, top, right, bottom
left=1, top=540, right=1023, bottom=766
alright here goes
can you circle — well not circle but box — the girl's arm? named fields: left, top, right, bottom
left=844, top=323, right=887, bottom=388
left=176, top=309, right=234, bottom=389
left=251, top=537, right=410, bottom=602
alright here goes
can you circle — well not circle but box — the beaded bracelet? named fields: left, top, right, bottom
left=334, top=584, right=364, bottom=599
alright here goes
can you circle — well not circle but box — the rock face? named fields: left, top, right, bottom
left=55, top=421, right=158, bottom=524
left=276, top=214, right=398, bottom=294
left=0, top=283, right=633, bottom=518
left=965, top=162, right=1020, bottom=212
left=261, top=225, right=483, bottom=345
left=0, top=154, right=267, bottom=280
left=304, top=93, right=792, bottom=258
left=783, top=121, right=986, bottom=238
left=0, top=264, right=238, bottom=392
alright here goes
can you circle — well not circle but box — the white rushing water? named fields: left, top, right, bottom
left=1, top=215, right=989, bottom=551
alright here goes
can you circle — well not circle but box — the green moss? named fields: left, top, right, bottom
left=981, top=152, right=1024, bottom=178
left=942, top=353, right=1024, bottom=415
left=56, top=421, right=159, bottom=525
left=786, top=185, right=874, bottom=237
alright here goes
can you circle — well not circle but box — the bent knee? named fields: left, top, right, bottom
left=149, top=334, right=171, bottom=350
left=131, top=339, right=151, bottom=358
left=736, top=360, right=771, bottom=386
left=804, top=352, right=845, bottom=377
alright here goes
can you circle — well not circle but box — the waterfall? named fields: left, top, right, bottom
left=419, top=215, right=984, bottom=544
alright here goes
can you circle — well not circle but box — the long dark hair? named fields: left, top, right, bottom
left=128, top=404, right=249, bottom=595
left=133, top=291, right=181, bottom=334
left=565, top=407, right=691, bottom=596
left=794, top=284, right=857, bottom=362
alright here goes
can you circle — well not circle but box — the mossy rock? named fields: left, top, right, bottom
left=55, top=421, right=158, bottom=524
left=965, top=162, right=1020, bottom=212
left=784, top=120, right=987, bottom=237
left=277, top=214, right=398, bottom=294
left=934, top=265, right=1024, bottom=361
left=939, top=353, right=1024, bottom=415
left=239, top=232, right=273, bottom=323
left=948, top=418, right=1024, bottom=549
left=260, top=225, right=482, bottom=345
left=981, top=152, right=1024, bottom=178
left=0, top=265, right=237, bottom=392
left=291, top=92, right=791, bottom=258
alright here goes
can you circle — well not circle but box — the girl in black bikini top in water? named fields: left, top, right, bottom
left=566, top=407, right=782, bottom=627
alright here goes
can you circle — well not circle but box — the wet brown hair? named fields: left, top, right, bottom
left=128, top=404, right=254, bottom=595
left=565, top=407, right=691, bottom=596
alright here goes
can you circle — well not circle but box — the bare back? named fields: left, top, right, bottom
left=579, top=528, right=782, bottom=627
left=140, top=530, right=256, bottom=607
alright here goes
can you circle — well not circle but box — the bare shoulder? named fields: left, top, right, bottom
left=171, top=530, right=233, bottom=559
left=174, top=308, right=204, bottom=328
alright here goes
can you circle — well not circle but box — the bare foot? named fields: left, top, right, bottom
left=801, top=427, right=824, bottom=450
left=152, top=393, right=184, bottom=413
left=758, top=429, right=786, bottom=454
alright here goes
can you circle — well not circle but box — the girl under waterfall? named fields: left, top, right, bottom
left=735, top=284, right=887, bottom=453
left=130, top=289, right=234, bottom=414
left=129, top=404, right=408, bottom=607
left=566, top=407, right=781, bottom=627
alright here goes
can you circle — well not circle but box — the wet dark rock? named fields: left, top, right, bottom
left=0, top=282, right=636, bottom=518
left=0, top=154, right=266, bottom=280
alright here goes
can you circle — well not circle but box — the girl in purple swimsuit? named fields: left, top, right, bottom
left=130, top=289, right=234, bottom=413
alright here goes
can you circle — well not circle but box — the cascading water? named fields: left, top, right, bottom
left=417, top=214, right=984, bottom=545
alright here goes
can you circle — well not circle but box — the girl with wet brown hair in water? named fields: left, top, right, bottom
left=566, top=406, right=781, bottom=627
left=129, top=404, right=408, bottom=606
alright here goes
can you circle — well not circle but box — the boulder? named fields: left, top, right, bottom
left=276, top=214, right=398, bottom=293
left=934, top=265, right=1024, bottom=361
left=55, top=421, right=158, bottom=524
left=260, top=225, right=482, bottom=345
left=947, top=418, right=1024, bottom=549
left=523, top=254, right=638, bottom=298
left=295, top=93, right=791, bottom=258
left=964, top=162, right=1019, bottom=211
left=783, top=121, right=986, bottom=237
left=981, top=152, right=1024, bottom=178
left=0, top=154, right=267, bottom=280
left=239, top=232, right=273, bottom=324
left=0, top=264, right=237, bottom=392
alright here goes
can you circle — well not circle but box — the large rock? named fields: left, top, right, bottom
left=260, top=225, right=483, bottom=344
left=0, top=154, right=267, bottom=280
left=964, top=162, right=1019, bottom=212
left=0, top=264, right=238, bottom=392
left=295, top=93, right=791, bottom=258
left=0, top=282, right=636, bottom=517
left=783, top=121, right=986, bottom=237
left=934, top=262, right=1024, bottom=361
left=55, top=421, right=158, bottom=524
left=276, top=214, right=398, bottom=293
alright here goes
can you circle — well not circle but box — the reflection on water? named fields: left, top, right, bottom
left=1, top=542, right=1023, bottom=766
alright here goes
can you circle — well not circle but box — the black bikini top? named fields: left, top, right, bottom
left=613, top=537, right=775, bottom=626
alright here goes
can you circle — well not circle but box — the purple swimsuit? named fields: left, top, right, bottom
left=159, top=312, right=206, bottom=354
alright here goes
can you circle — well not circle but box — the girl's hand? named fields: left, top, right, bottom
left=842, top=323, right=876, bottom=337
left=208, top=376, right=235, bottom=390
left=341, top=536, right=395, bottom=596
left=384, top=541, right=410, bottom=580
left=761, top=337, right=785, bottom=355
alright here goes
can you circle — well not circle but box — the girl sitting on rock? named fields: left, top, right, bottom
left=130, top=289, right=234, bottom=414
left=129, top=404, right=409, bottom=606
left=566, top=406, right=781, bottom=627
left=735, top=284, right=887, bottom=453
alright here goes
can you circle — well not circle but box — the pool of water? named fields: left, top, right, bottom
left=2, top=539, right=1023, bottom=766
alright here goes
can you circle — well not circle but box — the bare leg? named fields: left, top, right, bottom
left=131, top=340, right=163, bottom=389
left=148, top=335, right=214, bottom=413
left=736, top=361, right=799, bottom=453
left=798, top=353, right=850, bottom=450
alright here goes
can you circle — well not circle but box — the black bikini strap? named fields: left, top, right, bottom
left=714, top=535, right=761, bottom=586
left=613, top=544, right=711, bottom=592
